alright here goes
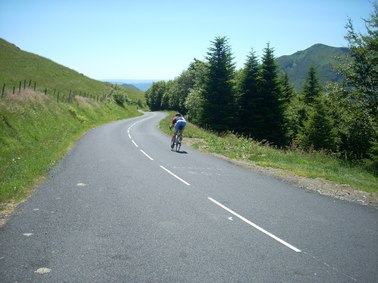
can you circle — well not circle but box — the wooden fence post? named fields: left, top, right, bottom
left=34, top=82, right=36, bottom=91
left=19, top=81, right=22, bottom=93
left=2, top=84, right=5, bottom=97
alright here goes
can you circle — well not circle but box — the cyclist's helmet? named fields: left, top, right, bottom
left=175, top=113, right=182, bottom=117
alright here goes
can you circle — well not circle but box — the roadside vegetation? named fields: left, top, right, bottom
left=160, top=112, right=377, bottom=193
left=150, top=5, right=378, bottom=192
left=0, top=90, right=141, bottom=206
left=0, top=38, right=146, bottom=208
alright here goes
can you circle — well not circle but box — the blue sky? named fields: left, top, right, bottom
left=0, top=0, right=374, bottom=81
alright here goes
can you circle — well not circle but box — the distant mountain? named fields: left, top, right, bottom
left=276, top=43, right=350, bottom=92
left=128, top=82, right=153, bottom=92
left=121, top=83, right=142, bottom=91
left=105, top=80, right=155, bottom=92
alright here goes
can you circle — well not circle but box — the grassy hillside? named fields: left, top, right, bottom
left=276, top=43, right=350, bottom=92
left=0, top=90, right=141, bottom=205
left=0, top=38, right=144, bottom=208
left=0, top=38, right=145, bottom=104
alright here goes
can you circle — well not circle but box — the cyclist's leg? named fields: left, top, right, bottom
left=171, top=135, right=175, bottom=149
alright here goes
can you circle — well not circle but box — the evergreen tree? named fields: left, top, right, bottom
left=279, top=72, right=295, bottom=104
left=297, top=66, right=322, bottom=137
left=201, top=36, right=237, bottom=131
left=256, top=44, right=286, bottom=146
left=328, top=3, right=377, bottom=161
left=279, top=72, right=297, bottom=143
left=298, top=95, right=337, bottom=151
left=302, top=66, right=321, bottom=106
left=344, top=4, right=378, bottom=119
left=238, top=49, right=260, bottom=136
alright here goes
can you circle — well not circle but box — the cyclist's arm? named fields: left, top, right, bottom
left=169, top=117, right=177, bottom=129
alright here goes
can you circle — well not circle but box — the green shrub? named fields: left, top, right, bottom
left=68, top=106, right=87, bottom=123
left=364, top=141, right=378, bottom=176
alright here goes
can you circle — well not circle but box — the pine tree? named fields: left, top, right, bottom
left=238, top=49, right=260, bottom=136
left=297, top=66, right=322, bottom=136
left=280, top=72, right=295, bottom=104
left=256, top=44, right=286, bottom=146
left=201, top=36, right=237, bottom=131
left=301, top=66, right=321, bottom=106
left=298, top=96, right=337, bottom=152
left=279, top=72, right=297, bottom=143
left=344, top=4, right=378, bottom=118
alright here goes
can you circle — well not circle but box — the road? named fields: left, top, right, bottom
left=0, top=112, right=377, bottom=282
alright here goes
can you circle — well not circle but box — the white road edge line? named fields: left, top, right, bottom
left=208, top=197, right=301, bottom=253
left=160, top=165, right=191, bottom=186
left=140, top=149, right=154, bottom=161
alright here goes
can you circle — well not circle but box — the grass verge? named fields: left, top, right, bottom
left=0, top=90, right=141, bottom=206
left=160, top=112, right=377, bottom=194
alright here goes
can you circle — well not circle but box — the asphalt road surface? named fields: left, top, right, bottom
left=1, top=112, right=377, bottom=282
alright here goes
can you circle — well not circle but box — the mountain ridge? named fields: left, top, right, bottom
left=276, top=43, right=350, bottom=92
left=1, top=38, right=348, bottom=95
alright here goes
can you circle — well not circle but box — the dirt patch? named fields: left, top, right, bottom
left=0, top=201, right=21, bottom=227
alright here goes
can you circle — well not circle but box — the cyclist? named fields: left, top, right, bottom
left=169, top=113, right=186, bottom=149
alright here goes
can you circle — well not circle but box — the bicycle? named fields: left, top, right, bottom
left=171, top=129, right=183, bottom=152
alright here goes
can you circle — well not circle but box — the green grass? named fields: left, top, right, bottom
left=0, top=90, right=141, bottom=205
left=0, top=38, right=146, bottom=209
left=160, top=111, right=378, bottom=193
left=0, top=38, right=145, bottom=105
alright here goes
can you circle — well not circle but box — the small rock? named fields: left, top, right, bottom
left=35, top=267, right=51, bottom=274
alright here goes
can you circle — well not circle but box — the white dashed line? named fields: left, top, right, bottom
left=129, top=116, right=189, bottom=186
left=160, top=165, right=191, bottom=186
left=140, top=149, right=154, bottom=160
left=208, top=197, right=301, bottom=253
left=128, top=116, right=302, bottom=254
left=132, top=140, right=138, bottom=147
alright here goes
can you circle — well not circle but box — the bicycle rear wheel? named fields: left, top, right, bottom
left=175, top=135, right=179, bottom=151
left=176, top=132, right=182, bottom=152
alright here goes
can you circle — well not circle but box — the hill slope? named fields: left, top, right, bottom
left=0, top=38, right=145, bottom=103
left=276, top=43, right=350, bottom=92
left=0, top=38, right=144, bottom=207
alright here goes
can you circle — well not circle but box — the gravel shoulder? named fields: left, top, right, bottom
left=185, top=138, right=378, bottom=210
left=227, top=157, right=378, bottom=209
